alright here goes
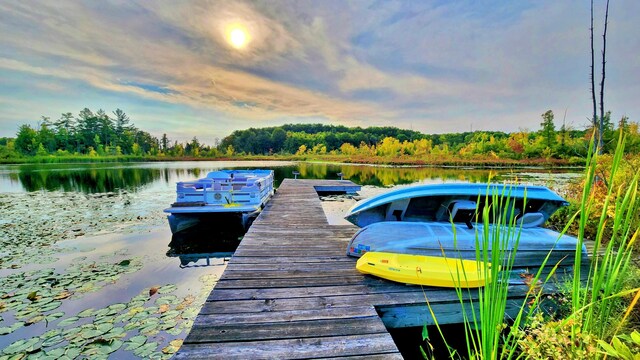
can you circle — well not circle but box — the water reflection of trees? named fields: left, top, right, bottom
left=16, top=166, right=163, bottom=193
left=295, top=163, right=495, bottom=186
left=8, top=162, right=573, bottom=193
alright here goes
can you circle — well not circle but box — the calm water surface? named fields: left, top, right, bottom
left=0, top=160, right=582, bottom=193
left=0, top=161, right=582, bottom=358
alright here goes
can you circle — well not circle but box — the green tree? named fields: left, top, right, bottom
left=94, top=135, right=104, bottom=155
left=186, top=137, right=201, bottom=156
left=54, top=112, right=75, bottom=151
left=271, top=128, right=286, bottom=152
left=540, top=110, right=556, bottom=150
left=35, top=143, right=48, bottom=156
left=226, top=145, right=235, bottom=157
left=96, top=109, right=114, bottom=147
left=76, top=108, right=98, bottom=153
left=15, top=124, right=38, bottom=155
left=38, top=121, right=57, bottom=153
left=161, top=133, right=169, bottom=153
left=131, top=143, right=141, bottom=155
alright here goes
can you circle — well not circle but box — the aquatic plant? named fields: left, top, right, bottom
left=426, top=132, right=640, bottom=359
left=0, top=274, right=216, bottom=359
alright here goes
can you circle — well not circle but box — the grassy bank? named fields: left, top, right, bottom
left=1, top=153, right=586, bottom=168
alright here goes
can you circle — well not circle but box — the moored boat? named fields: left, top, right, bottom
left=164, top=170, right=274, bottom=234
left=347, top=221, right=588, bottom=267
left=344, top=182, right=568, bottom=228
left=356, top=251, right=493, bottom=288
left=345, top=182, right=588, bottom=268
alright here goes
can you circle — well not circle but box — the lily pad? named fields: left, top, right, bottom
left=53, top=291, right=72, bottom=300
left=80, top=327, right=102, bottom=339
left=41, top=334, right=65, bottom=347
left=89, top=339, right=124, bottom=355
left=114, top=312, right=133, bottom=323
left=159, top=319, right=178, bottom=330
left=130, top=294, right=150, bottom=303
left=155, top=295, right=178, bottom=306
left=162, top=339, right=183, bottom=354
left=127, top=300, right=145, bottom=308
left=40, top=301, right=62, bottom=312
left=93, top=308, right=110, bottom=317
left=9, top=322, right=24, bottom=332
left=25, top=315, right=45, bottom=325
left=157, top=284, right=177, bottom=294
left=125, top=335, right=147, bottom=350
left=104, top=327, right=125, bottom=339
left=2, top=337, right=40, bottom=354
left=166, top=327, right=183, bottom=336
left=139, top=319, right=160, bottom=334
left=40, top=328, right=61, bottom=339
left=58, top=316, right=79, bottom=327
left=95, top=323, right=114, bottom=335
left=161, top=310, right=181, bottom=320
left=64, top=347, right=81, bottom=359
left=133, top=342, right=158, bottom=357
left=45, top=311, right=64, bottom=321
left=107, top=303, right=126, bottom=313
left=0, top=326, right=13, bottom=335
left=33, top=297, right=53, bottom=306
left=93, top=316, right=114, bottom=325
left=45, top=347, right=65, bottom=358
left=62, top=326, right=81, bottom=340
left=182, top=307, right=199, bottom=319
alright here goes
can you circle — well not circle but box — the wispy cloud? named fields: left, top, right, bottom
left=0, top=0, right=638, bottom=141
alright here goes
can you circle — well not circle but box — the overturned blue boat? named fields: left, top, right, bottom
left=164, top=170, right=274, bottom=234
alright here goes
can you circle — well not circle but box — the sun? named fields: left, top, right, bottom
left=227, top=26, right=249, bottom=49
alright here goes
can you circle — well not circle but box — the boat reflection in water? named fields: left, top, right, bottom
left=165, top=220, right=244, bottom=268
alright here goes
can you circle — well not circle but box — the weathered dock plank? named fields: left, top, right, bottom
left=192, top=306, right=382, bottom=327
left=177, top=333, right=399, bottom=360
left=186, top=317, right=388, bottom=343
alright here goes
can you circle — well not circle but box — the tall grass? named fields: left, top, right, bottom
left=428, top=132, right=640, bottom=359
left=569, top=132, right=640, bottom=342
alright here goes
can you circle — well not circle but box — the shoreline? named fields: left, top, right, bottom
left=0, top=155, right=585, bottom=169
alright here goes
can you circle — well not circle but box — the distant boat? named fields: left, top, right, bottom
left=344, top=182, right=569, bottom=228
left=356, top=251, right=493, bottom=288
left=164, top=170, right=274, bottom=234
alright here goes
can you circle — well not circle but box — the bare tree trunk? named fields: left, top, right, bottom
left=590, top=0, right=598, bottom=153
left=598, top=0, right=610, bottom=153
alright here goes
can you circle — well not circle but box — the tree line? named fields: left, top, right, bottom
left=1, top=108, right=638, bottom=161
left=1, top=108, right=221, bottom=159
left=220, top=110, right=639, bottom=159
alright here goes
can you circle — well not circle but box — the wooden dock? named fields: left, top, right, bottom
left=176, top=179, right=568, bottom=359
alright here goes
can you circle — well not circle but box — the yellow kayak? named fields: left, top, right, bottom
left=356, top=252, right=492, bottom=288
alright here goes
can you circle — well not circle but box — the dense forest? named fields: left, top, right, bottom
left=1, top=108, right=639, bottom=163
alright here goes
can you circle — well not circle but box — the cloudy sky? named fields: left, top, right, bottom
left=0, top=1, right=638, bottom=143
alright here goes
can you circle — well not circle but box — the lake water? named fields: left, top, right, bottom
left=0, top=161, right=582, bottom=358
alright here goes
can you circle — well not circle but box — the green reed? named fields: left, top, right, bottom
left=427, top=132, right=640, bottom=359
